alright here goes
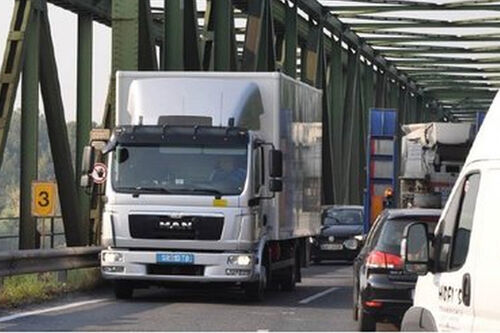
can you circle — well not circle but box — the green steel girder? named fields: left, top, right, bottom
left=212, top=0, right=236, bottom=71
left=328, top=4, right=500, bottom=15
left=302, top=20, right=322, bottom=87
left=242, top=0, right=276, bottom=71
left=401, top=66, right=500, bottom=73
left=387, top=57, right=500, bottom=65
left=20, top=5, right=40, bottom=250
left=283, top=1, right=297, bottom=77
left=76, top=13, right=92, bottom=245
left=327, top=39, right=344, bottom=204
left=138, top=0, right=158, bottom=70
left=38, top=4, right=84, bottom=246
left=376, top=46, right=500, bottom=55
left=342, top=51, right=363, bottom=204
left=0, top=0, right=33, bottom=175
left=297, top=0, right=420, bottom=94
left=164, top=0, right=201, bottom=70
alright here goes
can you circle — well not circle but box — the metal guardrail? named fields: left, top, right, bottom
left=0, top=216, right=66, bottom=250
left=0, top=246, right=102, bottom=277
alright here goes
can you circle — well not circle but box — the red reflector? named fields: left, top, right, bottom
left=366, top=250, right=403, bottom=269
left=365, top=300, right=383, bottom=308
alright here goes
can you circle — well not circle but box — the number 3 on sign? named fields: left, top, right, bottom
left=32, top=181, right=57, bottom=217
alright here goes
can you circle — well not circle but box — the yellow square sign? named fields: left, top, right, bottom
left=32, top=181, right=57, bottom=217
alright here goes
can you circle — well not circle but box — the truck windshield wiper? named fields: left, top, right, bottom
left=118, top=186, right=171, bottom=197
left=172, top=187, right=223, bottom=197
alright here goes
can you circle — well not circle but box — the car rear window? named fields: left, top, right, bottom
left=375, top=216, right=439, bottom=255
left=325, top=209, right=363, bottom=225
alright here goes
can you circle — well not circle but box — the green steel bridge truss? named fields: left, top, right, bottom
left=0, top=0, right=497, bottom=247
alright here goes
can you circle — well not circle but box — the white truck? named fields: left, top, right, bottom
left=399, top=122, right=473, bottom=209
left=80, top=72, right=322, bottom=300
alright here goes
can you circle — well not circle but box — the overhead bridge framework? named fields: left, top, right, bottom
left=0, top=0, right=497, bottom=248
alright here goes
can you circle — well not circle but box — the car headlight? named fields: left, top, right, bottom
left=102, top=252, right=123, bottom=263
left=227, top=255, right=252, bottom=266
left=343, top=238, right=359, bottom=251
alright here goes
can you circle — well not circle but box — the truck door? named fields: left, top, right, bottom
left=428, top=172, right=481, bottom=331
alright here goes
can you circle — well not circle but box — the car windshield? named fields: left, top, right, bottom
left=376, top=216, right=439, bottom=255
left=325, top=209, right=363, bottom=225
left=111, top=144, right=248, bottom=195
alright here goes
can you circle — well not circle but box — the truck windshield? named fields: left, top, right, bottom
left=111, top=145, right=248, bottom=196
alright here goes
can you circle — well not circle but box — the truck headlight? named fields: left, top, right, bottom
left=102, top=252, right=123, bottom=263
left=227, top=255, right=252, bottom=266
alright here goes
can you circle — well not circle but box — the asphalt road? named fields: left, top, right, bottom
left=0, top=262, right=397, bottom=331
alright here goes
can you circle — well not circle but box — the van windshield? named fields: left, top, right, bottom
left=111, top=144, right=248, bottom=196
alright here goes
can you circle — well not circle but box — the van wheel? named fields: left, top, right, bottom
left=357, top=295, right=376, bottom=331
left=244, top=265, right=267, bottom=301
left=113, top=281, right=134, bottom=300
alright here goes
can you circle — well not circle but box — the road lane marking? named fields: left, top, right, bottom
left=0, top=298, right=109, bottom=323
left=298, top=287, right=340, bottom=305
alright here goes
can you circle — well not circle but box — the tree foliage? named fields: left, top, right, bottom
left=0, top=110, right=80, bottom=239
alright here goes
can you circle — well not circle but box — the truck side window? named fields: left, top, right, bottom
left=436, top=173, right=480, bottom=271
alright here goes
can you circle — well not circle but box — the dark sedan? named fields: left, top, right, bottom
left=352, top=209, right=441, bottom=331
left=311, top=205, right=364, bottom=262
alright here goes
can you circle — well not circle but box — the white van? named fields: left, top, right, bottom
left=400, top=91, right=500, bottom=331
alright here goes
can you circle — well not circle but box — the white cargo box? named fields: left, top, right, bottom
left=402, top=122, right=473, bottom=147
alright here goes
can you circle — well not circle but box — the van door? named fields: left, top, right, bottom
left=472, top=167, right=500, bottom=330
left=429, top=172, right=481, bottom=331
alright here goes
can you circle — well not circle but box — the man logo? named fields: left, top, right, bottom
left=158, top=221, right=193, bottom=231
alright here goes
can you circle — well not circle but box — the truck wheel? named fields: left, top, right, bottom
left=113, top=281, right=134, bottom=300
left=281, top=256, right=297, bottom=291
left=357, top=295, right=376, bottom=331
left=244, top=265, right=267, bottom=301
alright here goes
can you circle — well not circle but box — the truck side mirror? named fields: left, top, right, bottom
left=80, top=146, right=95, bottom=188
left=401, top=223, right=430, bottom=276
left=269, top=179, right=283, bottom=192
left=269, top=149, right=283, bottom=178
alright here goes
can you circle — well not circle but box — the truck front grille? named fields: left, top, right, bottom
left=128, top=215, right=224, bottom=240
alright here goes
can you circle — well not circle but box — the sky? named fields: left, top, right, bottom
left=0, top=1, right=111, bottom=122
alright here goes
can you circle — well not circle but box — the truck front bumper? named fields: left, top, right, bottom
left=101, top=249, right=257, bottom=283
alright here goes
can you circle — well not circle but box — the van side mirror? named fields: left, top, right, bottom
left=269, top=149, right=283, bottom=178
left=80, top=146, right=95, bottom=188
left=402, top=223, right=430, bottom=276
left=269, top=179, right=283, bottom=192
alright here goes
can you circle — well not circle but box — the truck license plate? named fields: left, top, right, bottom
left=156, top=253, right=194, bottom=265
left=321, top=243, right=343, bottom=250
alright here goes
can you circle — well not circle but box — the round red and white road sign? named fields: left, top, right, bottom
left=91, top=162, right=108, bottom=184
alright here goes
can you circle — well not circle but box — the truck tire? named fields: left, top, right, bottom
left=281, top=255, right=297, bottom=291
left=113, top=281, right=134, bottom=300
left=244, top=265, right=267, bottom=301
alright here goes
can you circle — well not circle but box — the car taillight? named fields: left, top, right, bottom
left=366, top=250, right=403, bottom=269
